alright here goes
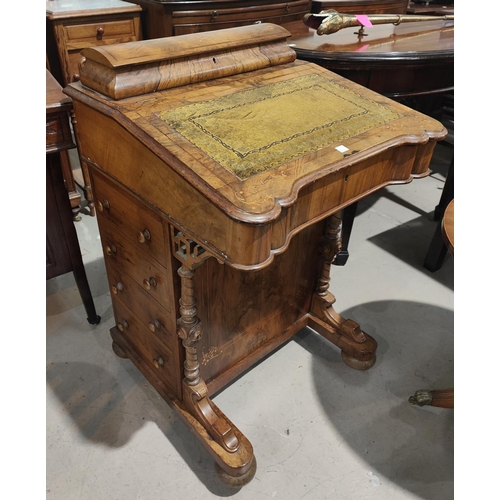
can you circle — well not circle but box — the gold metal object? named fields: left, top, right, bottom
left=303, top=9, right=454, bottom=36
left=409, top=390, right=433, bottom=406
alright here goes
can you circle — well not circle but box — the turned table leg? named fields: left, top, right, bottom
left=308, top=211, right=377, bottom=370
left=172, top=230, right=256, bottom=485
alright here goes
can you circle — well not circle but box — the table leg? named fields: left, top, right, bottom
left=170, top=229, right=256, bottom=485
left=308, top=211, right=377, bottom=370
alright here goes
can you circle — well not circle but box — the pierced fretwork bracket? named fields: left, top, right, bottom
left=171, top=227, right=212, bottom=269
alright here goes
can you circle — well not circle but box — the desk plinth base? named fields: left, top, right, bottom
left=109, top=212, right=379, bottom=485
left=110, top=327, right=256, bottom=486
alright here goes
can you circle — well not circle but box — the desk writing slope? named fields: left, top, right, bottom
left=66, top=23, right=446, bottom=486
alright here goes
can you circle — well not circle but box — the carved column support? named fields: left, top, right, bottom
left=172, top=228, right=240, bottom=454
left=308, top=211, right=377, bottom=370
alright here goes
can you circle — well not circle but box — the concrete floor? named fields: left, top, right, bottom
left=46, top=144, right=454, bottom=499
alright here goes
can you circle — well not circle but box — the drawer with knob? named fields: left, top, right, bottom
left=113, top=300, right=182, bottom=398
left=64, top=18, right=139, bottom=47
left=172, top=0, right=310, bottom=36
left=47, top=8, right=142, bottom=86
left=105, top=260, right=178, bottom=353
left=91, top=168, right=171, bottom=269
left=99, top=221, right=175, bottom=308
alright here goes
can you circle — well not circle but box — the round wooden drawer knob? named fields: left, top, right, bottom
left=112, top=282, right=124, bottom=294
left=138, top=229, right=151, bottom=243
left=148, top=319, right=161, bottom=332
left=153, top=356, right=164, bottom=369
left=97, top=199, right=110, bottom=212
left=143, top=277, right=157, bottom=290
left=117, top=320, right=129, bottom=332
left=105, top=244, right=117, bottom=255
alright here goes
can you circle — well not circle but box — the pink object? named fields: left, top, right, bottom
left=355, top=15, right=373, bottom=27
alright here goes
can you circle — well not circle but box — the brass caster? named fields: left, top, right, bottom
left=409, top=390, right=433, bottom=406
left=112, top=340, right=128, bottom=359
left=215, top=456, right=257, bottom=488
left=341, top=351, right=376, bottom=371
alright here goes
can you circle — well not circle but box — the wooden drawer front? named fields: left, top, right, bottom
left=91, top=169, right=169, bottom=268
left=99, top=218, right=174, bottom=308
left=113, top=299, right=182, bottom=398
left=46, top=112, right=74, bottom=153
left=172, top=1, right=310, bottom=34
left=65, top=17, right=139, bottom=48
left=104, top=258, right=178, bottom=352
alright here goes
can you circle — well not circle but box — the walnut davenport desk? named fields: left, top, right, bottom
left=65, top=24, right=446, bottom=486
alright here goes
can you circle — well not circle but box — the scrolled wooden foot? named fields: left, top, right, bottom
left=309, top=292, right=377, bottom=370
left=215, top=455, right=257, bottom=488
left=112, top=340, right=128, bottom=359
left=183, top=380, right=239, bottom=453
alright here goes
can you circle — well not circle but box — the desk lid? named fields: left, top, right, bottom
left=66, top=24, right=446, bottom=225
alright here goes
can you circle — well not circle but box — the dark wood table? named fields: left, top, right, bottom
left=410, top=198, right=453, bottom=409
left=406, top=2, right=454, bottom=15
left=283, top=18, right=454, bottom=103
left=311, top=0, right=408, bottom=14
left=46, top=69, right=101, bottom=325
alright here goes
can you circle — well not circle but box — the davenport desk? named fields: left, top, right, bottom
left=65, top=24, right=446, bottom=485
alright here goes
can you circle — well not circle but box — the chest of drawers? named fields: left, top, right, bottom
left=91, top=168, right=183, bottom=398
left=126, top=0, right=311, bottom=38
left=46, top=0, right=143, bottom=86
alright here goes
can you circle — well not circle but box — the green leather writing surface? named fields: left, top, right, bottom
left=160, top=74, right=400, bottom=179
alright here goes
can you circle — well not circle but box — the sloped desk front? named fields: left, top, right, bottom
left=65, top=23, right=446, bottom=486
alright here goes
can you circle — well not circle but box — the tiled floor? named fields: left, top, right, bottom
left=46, top=144, right=454, bottom=499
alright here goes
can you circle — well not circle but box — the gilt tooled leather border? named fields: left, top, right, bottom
left=159, top=74, right=401, bottom=180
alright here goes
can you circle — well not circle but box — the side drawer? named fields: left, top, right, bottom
left=103, top=250, right=178, bottom=350
left=91, top=168, right=170, bottom=269
left=113, top=299, right=182, bottom=399
left=99, top=218, right=175, bottom=311
left=64, top=17, right=139, bottom=48
left=46, top=111, right=74, bottom=153
left=172, top=0, right=310, bottom=35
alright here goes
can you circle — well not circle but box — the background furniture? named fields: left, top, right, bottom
left=124, top=0, right=311, bottom=39
left=65, top=24, right=446, bottom=485
left=46, top=0, right=142, bottom=87
left=311, top=0, right=408, bottom=14
left=407, top=2, right=454, bottom=15
left=46, top=0, right=143, bottom=217
left=410, top=199, right=454, bottom=408
left=424, top=92, right=453, bottom=272
left=46, top=69, right=101, bottom=326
